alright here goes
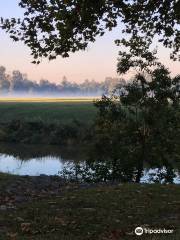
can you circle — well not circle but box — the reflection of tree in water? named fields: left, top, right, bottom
left=0, top=143, right=86, bottom=162
left=0, top=153, right=24, bottom=173
left=0, top=152, right=75, bottom=175
left=15, top=158, right=24, bottom=171
left=14, top=156, right=59, bottom=171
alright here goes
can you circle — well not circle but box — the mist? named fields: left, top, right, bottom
left=0, top=66, right=126, bottom=98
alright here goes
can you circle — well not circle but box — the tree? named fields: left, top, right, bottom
left=0, top=0, right=179, bottom=70
left=0, top=66, right=10, bottom=92
left=89, top=66, right=180, bottom=183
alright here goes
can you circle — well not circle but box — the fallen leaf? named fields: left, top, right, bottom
left=21, top=223, right=31, bottom=233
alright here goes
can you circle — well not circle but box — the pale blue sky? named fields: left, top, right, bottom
left=0, top=0, right=179, bottom=83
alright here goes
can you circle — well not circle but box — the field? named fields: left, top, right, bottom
left=0, top=98, right=97, bottom=124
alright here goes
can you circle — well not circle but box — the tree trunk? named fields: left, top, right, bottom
left=135, top=163, right=143, bottom=183
left=136, top=124, right=146, bottom=183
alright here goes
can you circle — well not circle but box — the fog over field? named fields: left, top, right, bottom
left=0, top=66, right=125, bottom=97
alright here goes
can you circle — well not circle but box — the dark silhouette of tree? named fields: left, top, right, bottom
left=0, top=66, right=10, bottom=93
left=0, top=0, right=179, bottom=70
left=90, top=66, right=180, bottom=183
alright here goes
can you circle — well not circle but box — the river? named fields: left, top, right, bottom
left=0, top=143, right=179, bottom=183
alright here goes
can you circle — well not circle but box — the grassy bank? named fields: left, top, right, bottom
left=0, top=99, right=97, bottom=144
left=0, top=99, right=97, bottom=124
left=0, top=120, right=93, bottom=145
left=0, top=174, right=180, bottom=239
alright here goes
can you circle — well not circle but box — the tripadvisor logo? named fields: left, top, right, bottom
left=135, top=227, right=174, bottom=236
left=135, top=227, right=143, bottom=236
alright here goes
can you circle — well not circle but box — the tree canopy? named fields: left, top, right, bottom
left=88, top=66, right=180, bottom=183
left=1, top=0, right=180, bottom=71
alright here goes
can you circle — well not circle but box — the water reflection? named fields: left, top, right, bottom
left=0, top=143, right=84, bottom=176
left=0, top=154, right=65, bottom=175
left=0, top=143, right=86, bottom=161
left=0, top=143, right=179, bottom=183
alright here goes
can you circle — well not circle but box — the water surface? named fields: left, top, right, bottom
left=0, top=143, right=83, bottom=175
left=0, top=143, right=179, bottom=183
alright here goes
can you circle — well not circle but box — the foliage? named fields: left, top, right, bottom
left=0, top=1, right=179, bottom=71
left=0, top=118, right=92, bottom=145
left=82, top=67, right=180, bottom=183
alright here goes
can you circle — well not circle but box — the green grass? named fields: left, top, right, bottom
left=0, top=99, right=97, bottom=144
left=0, top=101, right=97, bottom=124
left=0, top=174, right=180, bottom=240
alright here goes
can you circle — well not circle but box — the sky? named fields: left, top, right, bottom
left=0, top=0, right=179, bottom=84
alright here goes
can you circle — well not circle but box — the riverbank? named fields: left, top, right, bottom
left=0, top=173, right=180, bottom=239
left=0, top=120, right=93, bottom=145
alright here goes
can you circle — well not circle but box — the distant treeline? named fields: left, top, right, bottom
left=0, top=66, right=126, bottom=96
